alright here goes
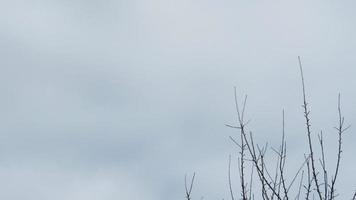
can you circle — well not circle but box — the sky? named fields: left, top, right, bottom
left=1, top=0, right=356, bottom=199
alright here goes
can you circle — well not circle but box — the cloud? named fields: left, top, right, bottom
left=1, top=0, right=356, bottom=199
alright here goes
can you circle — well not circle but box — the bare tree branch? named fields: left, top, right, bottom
left=298, top=56, right=323, bottom=200
left=185, top=173, right=196, bottom=200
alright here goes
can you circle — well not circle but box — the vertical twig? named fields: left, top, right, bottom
left=234, top=87, right=248, bottom=200
left=304, top=154, right=312, bottom=200
left=298, top=56, right=323, bottom=200
left=280, top=110, right=289, bottom=200
left=228, top=155, right=236, bottom=200
left=330, top=94, right=350, bottom=199
left=249, top=163, right=255, bottom=200
left=318, top=131, right=328, bottom=200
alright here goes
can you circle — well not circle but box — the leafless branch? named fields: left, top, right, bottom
left=228, top=155, right=236, bottom=200
left=298, top=56, right=323, bottom=200
left=185, top=173, right=196, bottom=200
left=330, top=93, right=350, bottom=200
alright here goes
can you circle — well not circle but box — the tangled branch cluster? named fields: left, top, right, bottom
left=185, top=57, right=354, bottom=200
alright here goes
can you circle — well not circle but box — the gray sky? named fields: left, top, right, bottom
left=1, top=0, right=356, bottom=199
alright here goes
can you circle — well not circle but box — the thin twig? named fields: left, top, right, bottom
left=330, top=93, right=350, bottom=200
left=298, top=56, right=323, bottom=200
left=228, top=155, right=236, bottom=200
left=318, top=131, right=328, bottom=200
left=185, top=173, right=196, bottom=200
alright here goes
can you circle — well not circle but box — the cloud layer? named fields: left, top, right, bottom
left=1, top=0, right=356, bottom=199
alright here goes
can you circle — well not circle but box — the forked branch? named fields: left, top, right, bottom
left=185, top=173, right=196, bottom=200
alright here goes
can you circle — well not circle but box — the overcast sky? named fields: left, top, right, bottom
left=1, top=0, right=356, bottom=199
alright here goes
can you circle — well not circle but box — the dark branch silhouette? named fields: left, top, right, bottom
left=185, top=57, right=352, bottom=200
